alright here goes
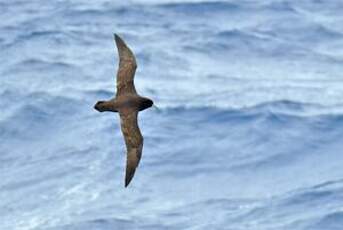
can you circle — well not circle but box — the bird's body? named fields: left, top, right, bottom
left=94, top=34, right=153, bottom=187
left=95, top=95, right=152, bottom=113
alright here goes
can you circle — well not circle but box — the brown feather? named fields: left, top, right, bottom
left=114, top=34, right=137, bottom=96
left=95, top=34, right=152, bottom=187
left=119, top=110, right=143, bottom=187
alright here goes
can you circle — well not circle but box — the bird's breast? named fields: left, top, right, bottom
left=116, top=95, right=141, bottom=110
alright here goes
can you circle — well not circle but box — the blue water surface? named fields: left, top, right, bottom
left=1, top=0, right=343, bottom=229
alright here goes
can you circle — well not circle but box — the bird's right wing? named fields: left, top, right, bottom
left=119, top=110, right=143, bottom=187
left=114, top=34, right=137, bottom=97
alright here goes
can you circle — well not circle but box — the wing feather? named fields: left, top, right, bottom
left=119, top=110, right=143, bottom=187
left=114, top=34, right=137, bottom=97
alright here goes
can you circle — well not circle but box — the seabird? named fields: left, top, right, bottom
left=94, top=34, right=153, bottom=187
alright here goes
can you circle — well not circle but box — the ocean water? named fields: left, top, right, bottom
left=1, top=0, right=343, bottom=229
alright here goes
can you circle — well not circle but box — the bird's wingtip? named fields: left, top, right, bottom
left=113, top=33, right=136, bottom=65
left=114, top=33, right=125, bottom=47
left=114, top=33, right=119, bottom=40
left=125, top=173, right=134, bottom=187
left=125, top=162, right=137, bottom=188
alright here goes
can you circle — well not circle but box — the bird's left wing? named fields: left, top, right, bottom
left=119, top=110, right=143, bottom=187
left=114, top=34, right=138, bottom=97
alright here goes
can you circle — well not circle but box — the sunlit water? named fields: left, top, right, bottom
left=1, top=0, right=343, bottom=229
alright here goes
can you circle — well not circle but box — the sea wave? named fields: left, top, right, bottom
left=2, top=0, right=343, bottom=229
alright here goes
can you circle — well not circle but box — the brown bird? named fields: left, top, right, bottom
left=94, top=34, right=153, bottom=187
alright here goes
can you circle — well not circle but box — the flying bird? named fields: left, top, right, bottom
left=94, top=34, right=153, bottom=187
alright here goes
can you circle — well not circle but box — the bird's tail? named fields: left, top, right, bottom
left=94, top=101, right=117, bottom=112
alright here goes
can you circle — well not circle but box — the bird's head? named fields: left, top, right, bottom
left=140, top=97, right=153, bottom=111
left=146, top=98, right=153, bottom=108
